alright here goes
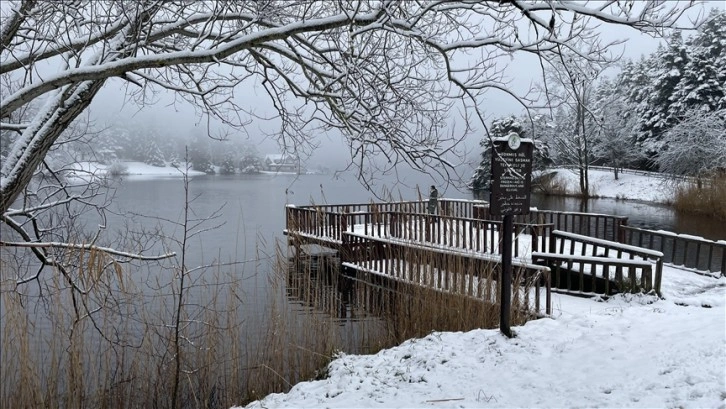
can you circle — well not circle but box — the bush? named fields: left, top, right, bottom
left=532, top=171, right=568, bottom=196
left=106, top=161, right=128, bottom=177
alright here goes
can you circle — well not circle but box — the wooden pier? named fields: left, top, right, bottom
left=284, top=199, right=726, bottom=321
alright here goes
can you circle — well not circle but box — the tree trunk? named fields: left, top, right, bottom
left=1, top=80, right=105, bottom=214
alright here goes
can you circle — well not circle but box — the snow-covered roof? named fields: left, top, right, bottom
left=264, top=153, right=297, bottom=164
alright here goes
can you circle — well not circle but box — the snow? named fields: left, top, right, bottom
left=531, top=251, right=652, bottom=266
left=544, top=168, right=677, bottom=203
left=66, top=161, right=205, bottom=180
left=553, top=229, right=665, bottom=258
left=241, top=267, right=725, bottom=409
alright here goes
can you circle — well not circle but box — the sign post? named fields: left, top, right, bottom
left=489, top=132, right=533, bottom=338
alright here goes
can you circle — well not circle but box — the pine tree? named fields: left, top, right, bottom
left=470, top=116, right=525, bottom=191
left=620, top=11, right=726, bottom=164
left=144, top=139, right=166, bottom=167
left=637, top=31, right=689, bottom=156
left=671, top=10, right=726, bottom=116
left=219, top=152, right=237, bottom=175
left=189, top=136, right=214, bottom=174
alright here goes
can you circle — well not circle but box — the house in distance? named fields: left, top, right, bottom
left=263, top=153, right=301, bottom=174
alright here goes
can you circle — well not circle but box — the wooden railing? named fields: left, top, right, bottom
left=621, top=226, right=725, bottom=276
left=286, top=200, right=720, bottom=280
left=546, top=230, right=664, bottom=294
left=532, top=252, right=654, bottom=297
left=287, top=204, right=553, bottom=257
left=474, top=206, right=629, bottom=242
left=341, top=232, right=551, bottom=317
left=388, top=212, right=552, bottom=257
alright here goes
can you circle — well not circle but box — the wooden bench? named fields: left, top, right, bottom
left=531, top=252, right=654, bottom=297
left=541, top=230, right=664, bottom=295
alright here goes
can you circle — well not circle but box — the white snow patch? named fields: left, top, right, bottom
left=66, top=161, right=205, bottom=181
left=547, top=168, right=676, bottom=203
left=241, top=267, right=726, bottom=409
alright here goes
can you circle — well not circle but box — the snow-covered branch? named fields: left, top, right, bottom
left=0, top=240, right=176, bottom=260
left=0, top=0, right=701, bottom=215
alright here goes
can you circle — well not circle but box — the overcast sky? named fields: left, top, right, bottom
left=87, top=2, right=723, bottom=173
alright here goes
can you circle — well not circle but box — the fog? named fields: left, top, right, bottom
left=86, top=3, right=721, bottom=179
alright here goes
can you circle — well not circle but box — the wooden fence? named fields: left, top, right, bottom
left=548, top=230, right=664, bottom=294
left=475, top=206, right=629, bottom=242
left=287, top=204, right=553, bottom=257
left=532, top=252, right=654, bottom=297
left=621, top=226, right=725, bottom=275
left=286, top=200, right=722, bottom=278
left=341, top=232, right=551, bottom=317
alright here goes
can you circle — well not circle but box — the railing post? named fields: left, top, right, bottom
left=285, top=205, right=293, bottom=232
left=341, top=206, right=349, bottom=234
left=500, top=214, right=514, bottom=338
left=618, top=217, right=628, bottom=244
left=341, top=232, right=349, bottom=264
left=654, top=259, right=663, bottom=295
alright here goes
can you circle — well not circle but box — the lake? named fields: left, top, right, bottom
left=107, top=173, right=724, bottom=269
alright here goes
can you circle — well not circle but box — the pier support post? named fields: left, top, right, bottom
left=500, top=215, right=513, bottom=338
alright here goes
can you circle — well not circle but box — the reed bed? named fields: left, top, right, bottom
left=673, top=177, right=726, bottom=220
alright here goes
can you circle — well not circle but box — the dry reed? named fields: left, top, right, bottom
left=533, top=172, right=569, bottom=196
left=673, top=177, right=726, bottom=220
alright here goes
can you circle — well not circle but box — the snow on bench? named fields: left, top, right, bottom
left=542, top=230, right=664, bottom=295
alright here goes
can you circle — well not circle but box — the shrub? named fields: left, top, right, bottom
left=106, top=161, right=128, bottom=177
left=533, top=171, right=568, bottom=196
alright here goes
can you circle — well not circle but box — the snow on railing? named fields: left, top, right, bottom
left=621, top=226, right=725, bottom=276
left=546, top=230, right=664, bottom=294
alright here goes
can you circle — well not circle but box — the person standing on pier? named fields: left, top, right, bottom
left=428, top=185, right=439, bottom=215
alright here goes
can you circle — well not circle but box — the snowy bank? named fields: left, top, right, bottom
left=67, top=161, right=205, bottom=180
left=541, top=167, right=677, bottom=204
left=241, top=266, right=725, bottom=408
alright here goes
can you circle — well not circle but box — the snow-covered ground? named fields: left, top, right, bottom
left=242, top=266, right=725, bottom=408
left=67, top=161, right=205, bottom=180
left=544, top=167, right=677, bottom=203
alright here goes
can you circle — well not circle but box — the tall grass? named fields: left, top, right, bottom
left=533, top=172, right=569, bottom=196
left=673, top=177, right=726, bottom=220
left=1, top=244, right=352, bottom=408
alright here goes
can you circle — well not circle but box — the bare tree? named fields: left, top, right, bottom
left=655, top=109, right=726, bottom=187
left=591, top=78, right=644, bottom=180
left=1, top=1, right=699, bottom=256
left=539, top=41, right=615, bottom=196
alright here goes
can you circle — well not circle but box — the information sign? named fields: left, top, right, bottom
left=489, top=134, right=533, bottom=216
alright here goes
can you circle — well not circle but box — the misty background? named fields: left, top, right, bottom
left=85, top=4, right=719, bottom=190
